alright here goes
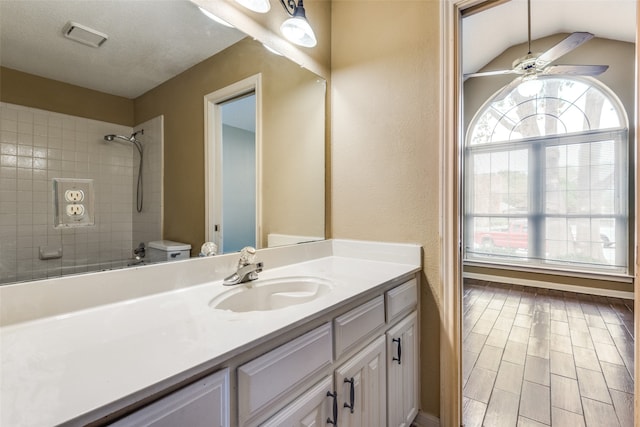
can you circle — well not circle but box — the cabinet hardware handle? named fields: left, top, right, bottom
left=326, top=391, right=338, bottom=425
left=393, top=337, right=402, bottom=364
left=343, top=377, right=355, bottom=413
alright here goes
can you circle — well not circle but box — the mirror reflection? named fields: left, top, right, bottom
left=0, top=0, right=326, bottom=285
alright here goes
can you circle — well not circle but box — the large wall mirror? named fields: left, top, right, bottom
left=0, top=0, right=326, bottom=285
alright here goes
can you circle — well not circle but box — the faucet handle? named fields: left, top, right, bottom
left=238, top=246, right=257, bottom=266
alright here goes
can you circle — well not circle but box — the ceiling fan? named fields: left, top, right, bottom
left=465, top=0, right=609, bottom=100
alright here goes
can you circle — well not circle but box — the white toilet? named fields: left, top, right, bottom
left=146, top=240, right=191, bottom=263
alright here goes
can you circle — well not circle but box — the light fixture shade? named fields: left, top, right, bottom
left=235, top=0, right=271, bottom=13
left=517, top=77, right=543, bottom=97
left=280, top=16, right=317, bottom=48
left=198, top=6, right=234, bottom=28
left=262, top=43, right=283, bottom=56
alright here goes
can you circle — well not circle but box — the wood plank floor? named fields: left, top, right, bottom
left=463, top=279, right=634, bottom=427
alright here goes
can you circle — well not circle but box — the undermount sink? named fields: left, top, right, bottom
left=209, top=276, right=334, bottom=312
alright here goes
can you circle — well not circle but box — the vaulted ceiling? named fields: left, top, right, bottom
left=462, top=0, right=636, bottom=76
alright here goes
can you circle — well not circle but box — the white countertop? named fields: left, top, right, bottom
left=0, top=240, right=420, bottom=426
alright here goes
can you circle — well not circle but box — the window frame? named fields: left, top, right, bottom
left=464, top=76, right=631, bottom=276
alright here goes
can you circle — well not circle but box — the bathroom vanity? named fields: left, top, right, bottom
left=0, top=240, right=421, bottom=426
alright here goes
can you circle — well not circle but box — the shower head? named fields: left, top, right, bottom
left=104, top=134, right=126, bottom=142
left=103, top=130, right=144, bottom=154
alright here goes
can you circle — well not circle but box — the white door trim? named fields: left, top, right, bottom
left=204, top=74, right=263, bottom=251
left=440, top=2, right=462, bottom=425
left=634, top=5, right=639, bottom=425
left=440, top=1, right=506, bottom=425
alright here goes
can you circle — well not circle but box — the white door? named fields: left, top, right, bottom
left=334, top=335, right=386, bottom=427
left=386, top=311, right=419, bottom=427
left=261, top=376, right=334, bottom=427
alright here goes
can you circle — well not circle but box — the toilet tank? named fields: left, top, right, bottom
left=147, top=240, right=191, bottom=263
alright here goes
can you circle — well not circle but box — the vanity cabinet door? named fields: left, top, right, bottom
left=110, top=369, right=230, bottom=427
left=386, top=311, right=419, bottom=427
left=334, top=335, right=386, bottom=427
left=260, top=376, right=334, bottom=427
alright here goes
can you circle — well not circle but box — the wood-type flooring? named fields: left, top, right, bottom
left=463, top=279, right=634, bottom=427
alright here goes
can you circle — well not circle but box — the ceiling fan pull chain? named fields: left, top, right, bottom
left=527, top=0, right=532, bottom=54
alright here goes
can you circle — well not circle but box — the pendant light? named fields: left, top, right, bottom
left=279, top=0, right=317, bottom=48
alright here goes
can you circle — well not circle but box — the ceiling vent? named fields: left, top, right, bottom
left=63, top=21, right=108, bottom=48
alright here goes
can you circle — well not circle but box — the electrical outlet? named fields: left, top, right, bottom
left=64, top=189, right=84, bottom=202
left=65, top=204, right=85, bottom=217
left=53, top=178, right=95, bottom=228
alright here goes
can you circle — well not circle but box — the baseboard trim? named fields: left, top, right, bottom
left=464, top=272, right=634, bottom=300
left=413, top=411, right=440, bottom=427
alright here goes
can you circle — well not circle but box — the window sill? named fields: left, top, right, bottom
left=463, top=259, right=633, bottom=284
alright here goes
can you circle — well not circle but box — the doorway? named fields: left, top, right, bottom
left=220, top=94, right=257, bottom=253
left=205, top=74, right=262, bottom=254
left=455, top=1, right=637, bottom=426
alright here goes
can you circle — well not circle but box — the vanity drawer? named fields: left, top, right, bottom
left=334, top=295, right=385, bottom=359
left=237, top=323, right=333, bottom=425
left=386, top=278, right=418, bottom=323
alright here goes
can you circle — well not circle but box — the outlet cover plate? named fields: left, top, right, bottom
left=53, top=178, right=95, bottom=228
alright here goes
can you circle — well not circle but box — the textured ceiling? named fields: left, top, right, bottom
left=462, top=0, right=636, bottom=75
left=0, top=0, right=246, bottom=98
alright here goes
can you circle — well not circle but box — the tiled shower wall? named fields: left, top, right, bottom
left=0, top=102, right=162, bottom=284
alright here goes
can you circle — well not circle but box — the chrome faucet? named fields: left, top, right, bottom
left=223, top=246, right=263, bottom=286
left=127, top=242, right=146, bottom=266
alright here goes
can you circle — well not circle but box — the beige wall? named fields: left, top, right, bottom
left=330, top=0, right=443, bottom=416
left=134, top=37, right=325, bottom=253
left=0, top=66, right=134, bottom=126
left=262, top=69, right=326, bottom=242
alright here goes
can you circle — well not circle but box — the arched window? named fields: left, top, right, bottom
left=464, top=76, right=629, bottom=273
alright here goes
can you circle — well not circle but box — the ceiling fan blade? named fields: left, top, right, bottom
left=542, top=64, right=609, bottom=76
left=464, top=69, right=516, bottom=78
left=492, top=76, right=524, bottom=102
left=535, top=32, right=594, bottom=67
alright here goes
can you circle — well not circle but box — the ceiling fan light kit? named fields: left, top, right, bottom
left=466, top=0, right=609, bottom=101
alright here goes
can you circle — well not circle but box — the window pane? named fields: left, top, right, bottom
left=591, top=141, right=615, bottom=165
left=471, top=150, right=528, bottom=214
left=591, top=164, right=614, bottom=190
left=545, top=141, right=621, bottom=216
left=468, top=217, right=529, bottom=260
left=592, top=189, right=614, bottom=214
left=545, top=218, right=619, bottom=268
left=469, top=112, right=499, bottom=145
